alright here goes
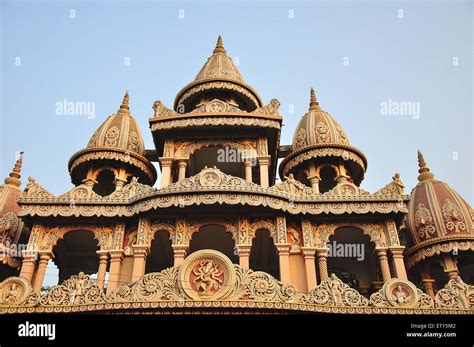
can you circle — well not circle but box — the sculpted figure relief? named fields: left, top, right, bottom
left=192, top=261, right=224, bottom=296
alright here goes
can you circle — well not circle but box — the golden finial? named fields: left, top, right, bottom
left=4, top=152, right=24, bottom=187
left=117, top=91, right=130, bottom=115
left=417, top=150, right=434, bottom=182
left=309, top=87, right=320, bottom=111
left=213, top=35, right=226, bottom=54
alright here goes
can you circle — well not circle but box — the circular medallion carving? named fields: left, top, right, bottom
left=0, top=277, right=32, bottom=306
left=383, top=278, right=419, bottom=307
left=199, top=170, right=221, bottom=187
left=179, top=249, right=235, bottom=300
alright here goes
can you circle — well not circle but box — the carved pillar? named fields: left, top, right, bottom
left=276, top=244, right=291, bottom=283
left=307, top=175, right=320, bottom=194
left=131, top=245, right=148, bottom=282
left=32, top=253, right=52, bottom=293
left=96, top=252, right=109, bottom=288
left=82, top=177, right=97, bottom=188
left=237, top=245, right=251, bottom=270
left=389, top=246, right=407, bottom=280
left=172, top=245, right=188, bottom=266
left=376, top=248, right=391, bottom=282
left=159, top=157, right=173, bottom=188
left=316, top=248, right=329, bottom=282
left=258, top=155, right=271, bottom=188
left=420, top=263, right=435, bottom=298
left=114, top=167, right=128, bottom=190
left=177, top=158, right=188, bottom=181
left=302, top=247, right=317, bottom=291
left=244, top=159, right=253, bottom=183
left=19, top=252, right=37, bottom=282
left=441, top=253, right=459, bottom=279
left=107, top=250, right=123, bottom=294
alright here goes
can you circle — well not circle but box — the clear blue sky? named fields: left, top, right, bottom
left=1, top=0, right=473, bottom=207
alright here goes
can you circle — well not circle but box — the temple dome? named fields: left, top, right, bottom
left=86, top=92, right=146, bottom=156
left=68, top=92, right=156, bottom=186
left=292, top=88, right=350, bottom=150
left=405, top=151, right=473, bottom=250
left=174, top=36, right=263, bottom=112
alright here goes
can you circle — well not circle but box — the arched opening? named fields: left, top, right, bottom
left=187, top=146, right=255, bottom=180
left=249, top=229, right=279, bottom=279
left=53, top=231, right=100, bottom=284
left=326, top=227, right=377, bottom=295
left=145, top=230, right=173, bottom=273
left=319, top=166, right=337, bottom=193
left=188, top=224, right=238, bottom=263
left=93, top=169, right=116, bottom=196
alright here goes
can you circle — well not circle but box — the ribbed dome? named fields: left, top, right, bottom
left=406, top=151, right=473, bottom=244
left=194, top=35, right=244, bottom=83
left=174, top=36, right=263, bottom=112
left=292, top=88, right=350, bottom=151
left=87, top=92, right=145, bottom=156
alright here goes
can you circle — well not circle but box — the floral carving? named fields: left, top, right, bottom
left=104, top=126, right=120, bottom=147
left=435, top=275, right=474, bottom=309
left=251, top=99, right=280, bottom=116
left=414, top=203, right=436, bottom=239
left=442, top=199, right=467, bottom=233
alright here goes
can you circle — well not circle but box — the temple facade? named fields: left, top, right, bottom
left=0, top=36, right=472, bottom=314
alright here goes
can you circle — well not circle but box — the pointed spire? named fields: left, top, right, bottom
left=213, top=35, right=227, bottom=54
left=309, top=87, right=321, bottom=111
left=117, top=91, right=130, bottom=115
left=417, top=150, right=434, bottom=182
left=4, top=152, right=24, bottom=187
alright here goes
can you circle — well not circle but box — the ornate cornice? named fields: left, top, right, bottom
left=18, top=168, right=409, bottom=218
left=280, top=144, right=368, bottom=179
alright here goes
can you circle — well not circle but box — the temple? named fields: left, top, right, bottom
left=0, top=36, right=472, bottom=314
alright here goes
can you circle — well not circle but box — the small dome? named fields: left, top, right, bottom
left=292, top=88, right=349, bottom=151
left=406, top=151, right=473, bottom=248
left=68, top=92, right=156, bottom=186
left=87, top=92, right=145, bottom=156
left=174, top=36, right=263, bottom=112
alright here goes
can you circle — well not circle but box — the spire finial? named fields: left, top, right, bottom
left=117, top=91, right=130, bottom=115
left=213, top=35, right=226, bottom=54
left=309, top=87, right=320, bottom=111
left=417, top=150, right=434, bottom=182
left=4, top=152, right=24, bottom=187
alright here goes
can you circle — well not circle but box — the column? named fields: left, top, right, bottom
left=276, top=244, right=291, bottom=283
left=244, top=159, right=253, bottom=183
left=389, top=246, right=407, bottom=280
left=316, top=248, right=329, bottom=282
left=172, top=245, right=188, bottom=266
left=376, top=248, right=391, bottom=282
left=307, top=175, right=320, bottom=194
left=177, top=158, right=188, bottom=181
left=302, top=247, right=317, bottom=291
left=237, top=245, right=251, bottom=270
left=32, top=253, right=52, bottom=293
left=114, top=167, right=128, bottom=190
left=258, top=156, right=271, bottom=188
left=131, top=245, right=148, bottom=282
left=419, top=263, right=435, bottom=298
left=441, top=253, right=459, bottom=279
left=107, top=250, right=123, bottom=294
left=159, top=157, right=173, bottom=188
left=96, top=252, right=109, bottom=288
left=19, top=251, right=37, bottom=283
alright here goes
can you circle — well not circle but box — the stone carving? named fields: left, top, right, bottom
left=442, top=199, right=467, bottom=233
left=435, top=275, right=474, bottom=309
left=0, top=211, right=22, bottom=244
left=269, top=174, right=315, bottom=197
left=152, top=100, right=177, bottom=117
left=150, top=116, right=281, bottom=131
left=302, top=273, right=368, bottom=307
left=109, top=178, right=156, bottom=200
left=374, top=173, right=405, bottom=196
left=191, top=99, right=242, bottom=114
left=251, top=99, right=280, bottom=116
left=405, top=240, right=474, bottom=269
left=369, top=278, right=434, bottom=308
left=37, top=272, right=106, bottom=306
left=24, top=177, right=54, bottom=199
left=414, top=203, right=436, bottom=239
left=324, top=181, right=370, bottom=197
left=58, top=184, right=102, bottom=200
left=104, top=126, right=120, bottom=147
left=0, top=277, right=31, bottom=306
